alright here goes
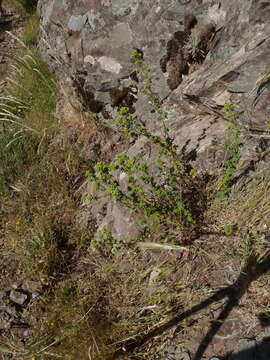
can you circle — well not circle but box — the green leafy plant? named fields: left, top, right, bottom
left=131, top=49, right=167, bottom=117
left=129, top=50, right=197, bottom=179
left=115, top=106, right=180, bottom=167
left=88, top=152, right=194, bottom=221
left=87, top=149, right=195, bottom=250
left=90, top=229, right=126, bottom=254
left=232, top=233, right=264, bottom=262
left=86, top=51, right=199, bottom=250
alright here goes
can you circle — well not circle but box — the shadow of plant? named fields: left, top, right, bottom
left=110, top=249, right=270, bottom=360
left=224, top=337, right=270, bottom=360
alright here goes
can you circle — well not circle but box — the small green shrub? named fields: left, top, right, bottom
left=87, top=152, right=194, bottom=225
left=87, top=106, right=196, bottom=245
left=26, top=225, right=68, bottom=280
left=86, top=51, right=199, bottom=250
left=91, top=229, right=124, bottom=254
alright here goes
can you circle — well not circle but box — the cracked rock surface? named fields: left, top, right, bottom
left=38, top=0, right=270, bottom=304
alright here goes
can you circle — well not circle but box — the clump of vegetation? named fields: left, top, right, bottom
left=0, top=43, right=68, bottom=281
left=90, top=228, right=126, bottom=254
left=87, top=147, right=195, bottom=251
left=0, top=13, right=90, bottom=282
left=0, top=16, right=108, bottom=359
left=87, top=51, right=198, bottom=251
left=216, top=103, right=244, bottom=200
left=0, top=47, right=56, bottom=193
left=223, top=224, right=233, bottom=236
left=130, top=48, right=164, bottom=110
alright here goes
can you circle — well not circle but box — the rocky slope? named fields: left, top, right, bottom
left=1, top=1, right=269, bottom=359
left=0, top=0, right=270, bottom=358
left=37, top=0, right=270, bottom=243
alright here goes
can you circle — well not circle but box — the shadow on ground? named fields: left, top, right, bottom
left=223, top=337, right=270, bottom=360
left=112, top=251, right=270, bottom=360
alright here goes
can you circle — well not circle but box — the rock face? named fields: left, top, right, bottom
left=37, top=0, right=270, bottom=240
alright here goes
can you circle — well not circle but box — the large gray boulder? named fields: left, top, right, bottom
left=37, top=0, right=270, bottom=158
left=37, top=0, right=270, bottom=241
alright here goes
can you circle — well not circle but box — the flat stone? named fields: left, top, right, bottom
left=9, top=290, right=28, bottom=306
left=175, top=352, right=190, bottom=360
left=97, top=56, right=122, bottom=74
left=163, top=348, right=190, bottom=360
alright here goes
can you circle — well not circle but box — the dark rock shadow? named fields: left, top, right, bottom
left=0, top=14, right=14, bottom=31
left=258, top=312, right=270, bottom=328
left=223, top=338, right=270, bottom=360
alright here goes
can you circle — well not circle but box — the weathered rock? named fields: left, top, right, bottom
left=67, top=15, right=87, bottom=32
left=38, top=0, right=270, bottom=166
left=9, top=290, right=28, bottom=306
left=163, top=346, right=190, bottom=360
left=38, top=0, right=270, bottom=243
left=91, top=198, right=142, bottom=243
